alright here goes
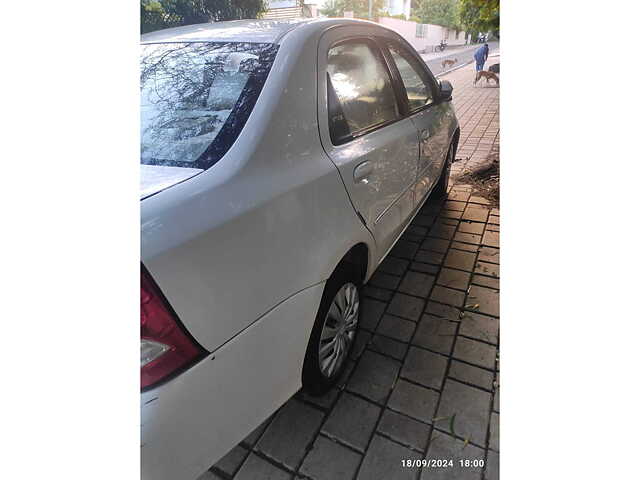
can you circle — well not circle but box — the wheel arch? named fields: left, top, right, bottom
left=338, top=242, right=371, bottom=285
left=451, top=126, right=461, bottom=154
left=301, top=241, right=371, bottom=394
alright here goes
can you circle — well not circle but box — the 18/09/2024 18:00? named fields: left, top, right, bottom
left=401, top=459, right=486, bottom=468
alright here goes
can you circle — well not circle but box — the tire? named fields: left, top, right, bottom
left=302, top=265, right=362, bottom=396
left=432, top=141, right=455, bottom=198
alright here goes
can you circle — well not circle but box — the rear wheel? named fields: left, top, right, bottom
left=302, top=266, right=362, bottom=395
left=432, top=141, right=454, bottom=198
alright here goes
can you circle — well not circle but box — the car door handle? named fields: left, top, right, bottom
left=353, top=161, right=374, bottom=183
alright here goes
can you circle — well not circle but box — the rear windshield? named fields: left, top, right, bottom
left=140, top=42, right=278, bottom=169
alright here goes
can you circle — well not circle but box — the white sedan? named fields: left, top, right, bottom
left=141, top=17, right=459, bottom=480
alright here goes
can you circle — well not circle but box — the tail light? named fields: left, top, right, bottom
left=141, top=266, right=206, bottom=390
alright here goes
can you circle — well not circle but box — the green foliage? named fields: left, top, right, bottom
left=413, top=0, right=460, bottom=29
left=459, top=0, right=499, bottom=36
left=319, top=0, right=342, bottom=17
left=320, top=0, right=386, bottom=19
left=141, top=0, right=267, bottom=34
left=144, top=0, right=164, bottom=12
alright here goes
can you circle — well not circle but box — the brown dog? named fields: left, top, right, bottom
left=441, top=58, right=457, bottom=69
left=474, top=70, right=499, bottom=86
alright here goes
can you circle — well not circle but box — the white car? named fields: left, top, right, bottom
left=141, top=18, right=459, bottom=480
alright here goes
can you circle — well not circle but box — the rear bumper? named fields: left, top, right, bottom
left=141, top=282, right=325, bottom=480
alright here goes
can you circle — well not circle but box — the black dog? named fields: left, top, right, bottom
left=488, top=63, right=500, bottom=74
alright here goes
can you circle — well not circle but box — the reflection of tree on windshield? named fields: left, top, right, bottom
left=140, top=42, right=277, bottom=168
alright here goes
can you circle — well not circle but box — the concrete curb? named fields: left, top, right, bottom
left=420, top=44, right=479, bottom=60
left=435, top=52, right=500, bottom=78
left=435, top=59, right=474, bottom=78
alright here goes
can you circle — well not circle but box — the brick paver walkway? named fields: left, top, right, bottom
left=444, top=54, right=500, bottom=181
left=200, top=57, right=500, bottom=480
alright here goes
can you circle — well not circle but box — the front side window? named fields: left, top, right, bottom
left=327, top=40, right=400, bottom=144
left=386, top=42, right=436, bottom=112
left=140, top=42, right=278, bottom=169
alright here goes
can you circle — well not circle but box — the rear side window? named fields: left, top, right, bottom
left=140, top=42, right=278, bottom=169
left=386, top=42, right=436, bottom=112
left=327, top=40, right=400, bottom=145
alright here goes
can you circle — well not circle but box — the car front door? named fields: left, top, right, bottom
left=317, top=29, right=420, bottom=261
left=381, top=39, right=451, bottom=205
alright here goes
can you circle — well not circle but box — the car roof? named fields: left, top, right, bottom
left=140, top=18, right=385, bottom=44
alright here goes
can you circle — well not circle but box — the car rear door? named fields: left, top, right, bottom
left=317, top=28, right=420, bottom=261
left=380, top=38, right=451, bottom=205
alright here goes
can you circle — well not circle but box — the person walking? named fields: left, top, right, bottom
left=474, top=43, right=489, bottom=72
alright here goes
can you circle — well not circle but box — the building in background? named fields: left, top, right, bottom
left=264, top=0, right=412, bottom=20
left=263, top=1, right=305, bottom=19
left=263, top=0, right=468, bottom=54
left=379, top=16, right=469, bottom=53
left=384, top=0, right=411, bottom=19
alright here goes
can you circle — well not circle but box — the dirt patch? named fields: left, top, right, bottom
left=455, top=146, right=500, bottom=206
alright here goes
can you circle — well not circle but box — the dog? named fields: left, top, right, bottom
left=474, top=70, right=499, bottom=87
left=441, top=58, right=457, bottom=70
left=488, top=63, right=500, bottom=74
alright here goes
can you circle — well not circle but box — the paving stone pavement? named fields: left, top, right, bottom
left=203, top=54, right=500, bottom=480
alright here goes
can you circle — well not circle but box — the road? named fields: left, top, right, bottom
left=422, top=41, right=499, bottom=77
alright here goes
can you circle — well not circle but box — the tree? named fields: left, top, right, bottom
left=319, top=0, right=342, bottom=17
left=141, top=0, right=267, bottom=34
left=141, top=1, right=172, bottom=33
left=459, top=0, right=499, bottom=37
left=319, top=0, right=386, bottom=19
left=413, top=0, right=460, bottom=29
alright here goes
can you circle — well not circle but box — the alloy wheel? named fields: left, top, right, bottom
left=318, top=282, right=359, bottom=378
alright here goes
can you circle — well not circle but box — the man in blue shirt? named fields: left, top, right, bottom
left=474, top=43, right=489, bottom=71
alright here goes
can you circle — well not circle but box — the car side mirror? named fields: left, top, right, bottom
left=439, top=80, right=453, bottom=101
